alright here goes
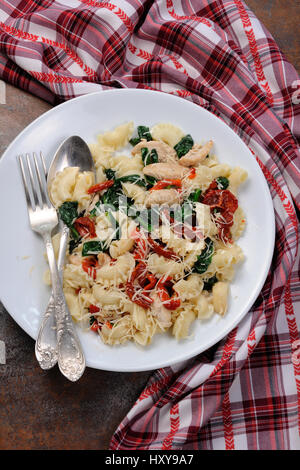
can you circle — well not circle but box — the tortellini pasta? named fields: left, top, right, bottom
left=47, top=121, right=247, bottom=347
left=228, top=167, right=248, bottom=194
left=63, top=264, right=92, bottom=289
left=212, top=281, right=229, bottom=316
left=122, top=182, right=146, bottom=204
left=173, top=274, right=204, bottom=301
left=194, top=203, right=218, bottom=238
left=97, top=122, right=134, bottom=150
left=159, top=225, right=205, bottom=257
left=172, top=306, right=196, bottom=340
left=109, top=238, right=135, bottom=258
left=50, top=167, right=95, bottom=209
left=100, top=315, right=133, bottom=345
left=150, top=122, right=184, bottom=147
left=110, top=154, right=144, bottom=178
left=192, top=293, right=214, bottom=320
left=147, top=253, right=184, bottom=279
left=231, top=207, right=246, bottom=240
left=96, top=253, right=135, bottom=287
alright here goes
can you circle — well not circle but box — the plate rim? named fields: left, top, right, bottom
left=0, top=89, right=276, bottom=372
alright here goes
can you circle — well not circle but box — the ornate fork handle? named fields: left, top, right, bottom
left=43, top=230, right=85, bottom=382
left=35, top=223, right=69, bottom=370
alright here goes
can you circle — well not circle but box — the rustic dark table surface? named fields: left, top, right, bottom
left=0, top=0, right=299, bottom=450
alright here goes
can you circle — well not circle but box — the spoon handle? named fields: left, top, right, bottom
left=43, top=229, right=85, bottom=381
left=35, top=224, right=68, bottom=370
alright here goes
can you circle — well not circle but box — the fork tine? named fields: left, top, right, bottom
left=33, top=152, right=51, bottom=208
left=26, top=153, right=41, bottom=209
left=18, top=155, right=33, bottom=211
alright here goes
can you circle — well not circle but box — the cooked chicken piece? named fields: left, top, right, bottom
left=132, top=139, right=178, bottom=164
left=143, top=162, right=189, bottom=180
left=150, top=294, right=172, bottom=329
left=144, top=189, right=182, bottom=207
left=69, top=254, right=82, bottom=266
left=179, top=140, right=213, bottom=167
left=97, top=252, right=111, bottom=266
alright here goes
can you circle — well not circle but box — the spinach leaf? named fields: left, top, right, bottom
left=104, top=168, right=116, bottom=180
left=129, top=125, right=152, bottom=146
left=133, top=206, right=160, bottom=233
left=203, top=274, right=218, bottom=291
left=69, top=237, right=82, bottom=254
left=174, top=134, right=194, bottom=158
left=102, top=180, right=124, bottom=208
left=193, top=237, right=214, bottom=274
left=82, top=240, right=106, bottom=257
left=188, top=189, right=202, bottom=202
left=69, top=225, right=80, bottom=240
left=129, top=137, right=140, bottom=146
left=141, top=147, right=158, bottom=166
left=215, top=176, right=229, bottom=190
left=58, top=201, right=78, bottom=227
left=144, top=175, right=157, bottom=189
left=138, top=125, right=152, bottom=141
left=58, top=202, right=82, bottom=252
left=117, top=174, right=147, bottom=187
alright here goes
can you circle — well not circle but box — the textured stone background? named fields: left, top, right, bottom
left=0, top=0, right=299, bottom=450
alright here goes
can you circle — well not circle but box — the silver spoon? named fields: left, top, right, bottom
left=35, top=136, right=96, bottom=380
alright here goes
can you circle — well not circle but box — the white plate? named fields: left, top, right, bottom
left=0, top=89, right=275, bottom=372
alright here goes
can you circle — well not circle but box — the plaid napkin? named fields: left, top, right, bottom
left=1, top=0, right=300, bottom=450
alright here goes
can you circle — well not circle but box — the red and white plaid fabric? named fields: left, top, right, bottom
left=1, top=0, right=300, bottom=450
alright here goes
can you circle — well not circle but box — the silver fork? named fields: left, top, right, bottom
left=18, top=152, right=86, bottom=382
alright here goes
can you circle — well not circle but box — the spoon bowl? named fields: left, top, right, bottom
left=47, top=135, right=96, bottom=201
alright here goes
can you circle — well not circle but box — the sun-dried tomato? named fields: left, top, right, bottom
left=202, top=189, right=224, bottom=208
left=90, top=321, right=100, bottom=332
left=88, top=304, right=100, bottom=314
left=221, top=190, right=238, bottom=214
left=74, top=216, right=97, bottom=238
left=87, top=180, right=114, bottom=194
left=188, top=168, right=196, bottom=179
left=143, top=274, right=157, bottom=291
left=148, top=236, right=179, bottom=260
left=202, top=189, right=238, bottom=243
left=82, top=256, right=99, bottom=280
left=150, top=179, right=182, bottom=191
left=156, top=276, right=181, bottom=310
left=125, top=262, right=154, bottom=309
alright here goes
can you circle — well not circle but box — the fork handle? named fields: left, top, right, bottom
left=35, top=293, right=58, bottom=370
left=43, top=231, right=86, bottom=382
left=35, top=223, right=69, bottom=370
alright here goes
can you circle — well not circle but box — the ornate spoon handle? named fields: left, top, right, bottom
left=41, top=229, right=85, bottom=381
left=35, top=224, right=69, bottom=369
left=35, top=293, right=58, bottom=370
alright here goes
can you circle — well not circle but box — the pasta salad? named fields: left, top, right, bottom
left=47, top=122, right=247, bottom=346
